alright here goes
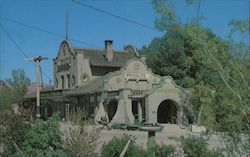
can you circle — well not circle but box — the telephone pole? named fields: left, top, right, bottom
left=25, top=56, right=48, bottom=118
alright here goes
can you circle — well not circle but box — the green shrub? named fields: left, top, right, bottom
left=155, top=144, right=175, bottom=157
left=101, top=134, right=144, bottom=157
left=0, top=110, right=30, bottom=156
left=64, top=124, right=100, bottom=157
left=180, top=135, right=223, bottom=157
left=21, top=113, right=69, bottom=156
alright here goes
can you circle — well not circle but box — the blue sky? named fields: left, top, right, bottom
left=0, top=0, right=249, bottom=84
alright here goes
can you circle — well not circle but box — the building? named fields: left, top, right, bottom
left=25, top=40, right=189, bottom=125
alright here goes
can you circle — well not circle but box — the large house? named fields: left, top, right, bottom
left=25, top=40, right=189, bottom=125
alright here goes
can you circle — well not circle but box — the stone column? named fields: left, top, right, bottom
left=111, top=89, right=134, bottom=125
left=94, top=100, right=107, bottom=123
left=138, top=101, right=142, bottom=123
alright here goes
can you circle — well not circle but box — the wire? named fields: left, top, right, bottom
left=0, top=16, right=101, bottom=48
left=71, top=0, right=156, bottom=31
left=0, top=23, right=52, bottom=81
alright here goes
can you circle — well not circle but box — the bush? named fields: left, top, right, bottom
left=20, top=113, right=69, bottom=156
left=0, top=110, right=30, bottom=156
left=180, top=135, right=223, bottom=157
left=64, top=124, right=100, bottom=157
left=101, top=134, right=144, bottom=157
left=155, top=144, right=175, bottom=157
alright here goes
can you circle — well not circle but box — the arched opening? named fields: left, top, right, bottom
left=107, top=100, right=118, bottom=121
left=157, top=99, right=178, bottom=124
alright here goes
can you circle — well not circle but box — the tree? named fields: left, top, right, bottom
left=141, top=24, right=229, bottom=89
left=6, top=68, right=30, bottom=103
left=143, top=0, right=250, bottom=156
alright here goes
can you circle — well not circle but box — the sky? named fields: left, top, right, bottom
left=0, top=0, right=249, bottom=84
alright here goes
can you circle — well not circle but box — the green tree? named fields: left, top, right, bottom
left=145, top=0, right=250, bottom=156
left=6, top=68, right=30, bottom=103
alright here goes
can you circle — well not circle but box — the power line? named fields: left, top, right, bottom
left=0, top=16, right=101, bottom=48
left=0, top=23, right=52, bottom=81
left=71, top=0, right=156, bottom=31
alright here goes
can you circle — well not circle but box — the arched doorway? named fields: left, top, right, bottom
left=107, top=100, right=118, bottom=121
left=157, top=99, right=178, bottom=124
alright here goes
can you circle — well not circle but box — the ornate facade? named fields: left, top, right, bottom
left=25, top=40, right=189, bottom=125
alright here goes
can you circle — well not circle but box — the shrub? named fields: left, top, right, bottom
left=21, top=113, right=69, bottom=156
left=101, top=134, right=144, bottom=157
left=0, top=110, right=30, bottom=156
left=155, top=144, right=175, bottom=157
left=180, top=135, right=223, bottom=157
left=68, top=107, right=88, bottom=125
left=63, top=124, right=100, bottom=157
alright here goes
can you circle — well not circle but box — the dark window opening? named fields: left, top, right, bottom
left=157, top=100, right=178, bottom=124
left=106, top=100, right=118, bottom=121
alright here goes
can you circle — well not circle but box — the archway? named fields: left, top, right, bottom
left=157, top=99, right=178, bottom=124
left=107, top=100, right=118, bottom=121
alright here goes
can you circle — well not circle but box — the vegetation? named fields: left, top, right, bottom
left=180, top=135, right=222, bottom=157
left=155, top=144, right=175, bottom=157
left=0, top=110, right=30, bottom=156
left=20, top=113, right=69, bottom=156
left=140, top=0, right=250, bottom=156
left=101, top=134, right=145, bottom=157
left=64, top=108, right=100, bottom=157
left=0, top=88, right=14, bottom=111
left=0, top=69, right=30, bottom=111
left=101, top=134, right=176, bottom=157
left=6, top=68, right=31, bottom=103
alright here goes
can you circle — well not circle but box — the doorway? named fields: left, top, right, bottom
left=157, top=99, right=178, bottom=124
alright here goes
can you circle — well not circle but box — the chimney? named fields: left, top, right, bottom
left=105, top=40, right=113, bottom=61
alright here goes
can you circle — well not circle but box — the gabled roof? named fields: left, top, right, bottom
left=72, top=48, right=136, bottom=67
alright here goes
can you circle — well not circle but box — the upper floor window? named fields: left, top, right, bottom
left=63, top=45, right=66, bottom=56
left=67, top=74, right=70, bottom=89
left=61, top=76, right=64, bottom=89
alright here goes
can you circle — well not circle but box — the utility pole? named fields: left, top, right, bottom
left=25, top=56, right=48, bottom=118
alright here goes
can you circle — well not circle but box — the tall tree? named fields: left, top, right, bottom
left=142, top=1, right=250, bottom=155
left=6, top=68, right=30, bottom=103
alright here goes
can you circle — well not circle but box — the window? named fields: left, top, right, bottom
left=61, top=76, right=64, bottom=89
left=72, top=75, right=75, bottom=86
left=55, top=78, right=58, bottom=88
left=67, top=74, right=70, bottom=88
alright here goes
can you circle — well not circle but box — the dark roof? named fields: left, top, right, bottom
left=72, top=48, right=135, bottom=67
left=67, top=74, right=110, bottom=95
left=24, top=83, right=53, bottom=99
